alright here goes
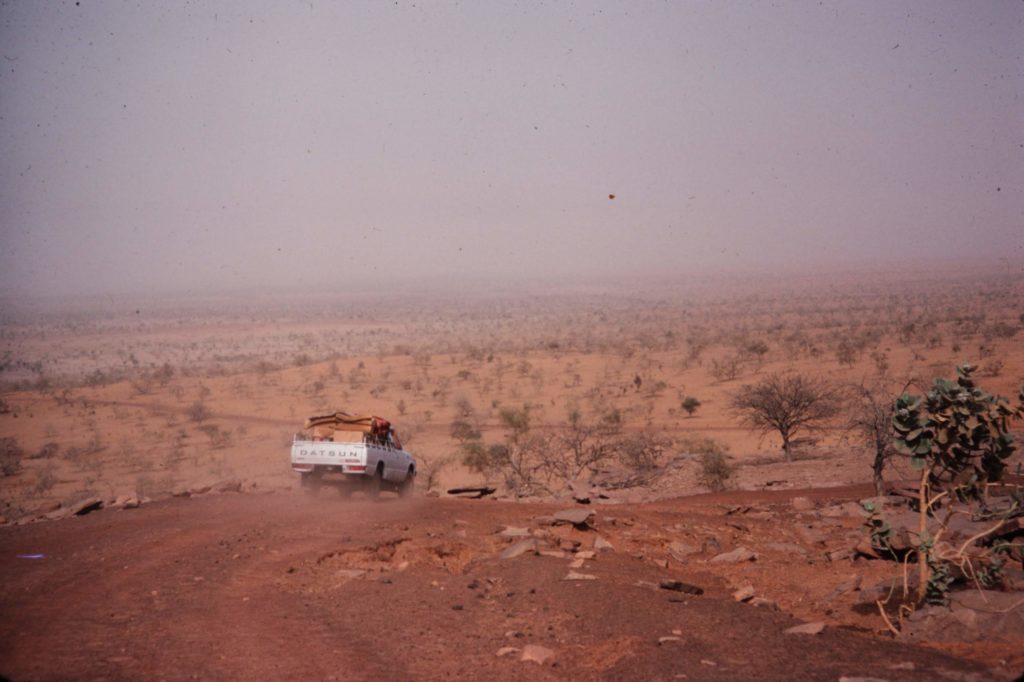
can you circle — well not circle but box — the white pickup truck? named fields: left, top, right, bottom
left=290, top=412, right=416, bottom=497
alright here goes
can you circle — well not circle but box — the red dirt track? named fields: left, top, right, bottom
left=0, top=490, right=1004, bottom=681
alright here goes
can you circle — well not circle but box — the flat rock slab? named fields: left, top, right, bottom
left=659, top=579, right=704, bottom=595
left=69, top=497, right=103, bottom=517
left=499, top=539, right=538, bottom=560
left=497, top=526, right=531, bottom=538
left=520, top=644, right=555, bottom=665
left=785, top=621, right=826, bottom=635
left=564, top=572, right=597, bottom=581
left=552, top=509, right=595, bottom=527
left=447, top=486, right=497, bottom=499
left=709, top=547, right=757, bottom=563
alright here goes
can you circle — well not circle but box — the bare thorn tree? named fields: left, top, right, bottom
left=847, top=379, right=899, bottom=496
left=731, top=372, right=840, bottom=462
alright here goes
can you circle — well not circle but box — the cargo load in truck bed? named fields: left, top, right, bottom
left=304, top=412, right=392, bottom=441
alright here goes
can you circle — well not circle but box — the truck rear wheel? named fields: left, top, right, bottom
left=364, top=466, right=383, bottom=499
left=300, top=471, right=322, bottom=495
left=398, top=468, right=416, bottom=498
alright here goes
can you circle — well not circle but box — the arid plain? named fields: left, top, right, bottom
left=1, top=267, right=1023, bottom=680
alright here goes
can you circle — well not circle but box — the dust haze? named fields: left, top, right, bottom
left=1, top=1, right=1021, bottom=299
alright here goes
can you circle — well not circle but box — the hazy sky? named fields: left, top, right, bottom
left=1, top=1, right=1021, bottom=297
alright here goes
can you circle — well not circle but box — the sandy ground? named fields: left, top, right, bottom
left=0, top=489, right=1013, bottom=681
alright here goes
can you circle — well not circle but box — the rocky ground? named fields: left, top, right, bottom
left=1, top=486, right=1021, bottom=681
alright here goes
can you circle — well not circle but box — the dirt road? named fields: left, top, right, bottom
left=0, top=491, right=1002, bottom=681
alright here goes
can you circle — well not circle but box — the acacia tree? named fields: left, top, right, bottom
left=731, top=373, right=840, bottom=462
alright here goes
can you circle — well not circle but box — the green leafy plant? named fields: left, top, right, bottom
left=891, top=364, right=1024, bottom=604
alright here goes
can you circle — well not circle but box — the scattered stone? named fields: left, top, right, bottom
left=499, top=539, right=537, bottom=560
left=824, top=575, right=862, bottom=602
left=574, top=550, right=596, bottom=560
left=496, top=647, right=519, bottom=657
left=702, top=537, right=722, bottom=554
left=838, top=677, right=891, bottom=682
left=748, top=597, right=777, bottom=609
left=659, top=580, right=704, bottom=595
left=44, top=507, right=70, bottom=521
left=520, top=644, right=555, bottom=665
left=826, top=548, right=854, bottom=562
left=901, top=590, right=1024, bottom=643
left=538, top=549, right=569, bottom=559
left=564, top=572, right=597, bottom=581
left=709, top=547, right=757, bottom=564
left=447, top=486, right=496, bottom=499
left=68, top=496, right=103, bottom=517
left=498, top=526, right=531, bottom=538
left=189, top=483, right=213, bottom=496
left=558, top=538, right=582, bottom=551
left=795, top=526, right=829, bottom=545
left=887, top=662, right=915, bottom=671
left=763, top=542, right=807, bottom=556
left=784, top=621, right=825, bottom=635
left=533, top=515, right=557, bottom=526
left=791, top=496, right=815, bottom=511
left=657, top=636, right=682, bottom=644
left=568, top=558, right=585, bottom=569
left=667, top=541, right=700, bottom=562
left=593, top=535, right=614, bottom=552
left=732, top=585, right=756, bottom=602
left=552, top=508, right=595, bottom=528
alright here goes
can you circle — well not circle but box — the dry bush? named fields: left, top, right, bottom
left=1, top=437, right=23, bottom=476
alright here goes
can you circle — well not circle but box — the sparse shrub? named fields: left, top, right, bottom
left=871, top=350, right=889, bottom=376
left=34, top=462, right=57, bottom=493
left=1, top=437, right=23, bottom=476
left=197, top=424, right=231, bottom=449
left=34, top=442, right=59, bottom=459
left=681, top=396, right=701, bottom=417
left=698, top=451, right=733, bottom=492
left=617, top=432, right=670, bottom=472
left=187, top=401, right=211, bottom=423
left=709, top=355, right=743, bottom=382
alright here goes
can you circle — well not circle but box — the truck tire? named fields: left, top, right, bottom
left=365, top=466, right=383, bottom=499
left=300, top=471, right=322, bottom=495
left=398, top=468, right=416, bottom=498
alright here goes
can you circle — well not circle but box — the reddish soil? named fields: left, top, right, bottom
left=0, top=490, right=1011, bottom=681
